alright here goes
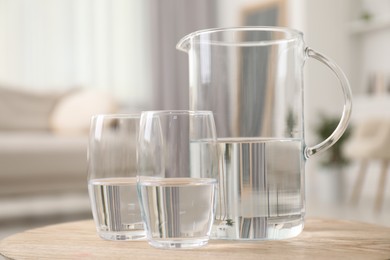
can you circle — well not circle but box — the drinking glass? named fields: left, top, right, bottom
left=87, top=114, right=145, bottom=241
left=137, top=110, right=219, bottom=249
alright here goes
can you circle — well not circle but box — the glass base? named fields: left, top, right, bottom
left=98, top=230, right=146, bottom=241
left=211, top=214, right=304, bottom=240
left=148, top=238, right=209, bottom=249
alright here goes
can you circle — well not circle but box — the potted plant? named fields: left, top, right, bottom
left=315, top=115, right=351, bottom=167
left=314, top=114, right=351, bottom=203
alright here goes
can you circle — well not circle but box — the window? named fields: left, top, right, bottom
left=0, top=0, right=151, bottom=108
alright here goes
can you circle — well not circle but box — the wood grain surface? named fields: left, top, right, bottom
left=1, top=218, right=390, bottom=259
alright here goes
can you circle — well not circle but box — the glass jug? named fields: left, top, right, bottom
left=177, top=27, right=352, bottom=240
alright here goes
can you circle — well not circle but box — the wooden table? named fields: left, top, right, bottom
left=1, top=218, right=390, bottom=259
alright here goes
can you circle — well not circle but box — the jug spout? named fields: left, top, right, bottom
left=176, top=34, right=191, bottom=52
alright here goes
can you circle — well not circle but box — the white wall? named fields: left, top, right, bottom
left=216, top=0, right=305, bottom=31
left=303, top=0, right=355, bottom=147
left=300, top=0, right=355, bottom=206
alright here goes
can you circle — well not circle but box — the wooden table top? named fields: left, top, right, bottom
left=1, top=218, right=390, bottom=259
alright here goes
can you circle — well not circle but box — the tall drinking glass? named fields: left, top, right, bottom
left=88, top=114, right=145, bottom=241
left=137, top=110, right=219, bottom=249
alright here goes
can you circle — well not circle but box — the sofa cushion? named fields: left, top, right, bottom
left=0, top=87, right=68, bottom=131
left=50, top=89, right=118, bottom=135
left=0, top=132, right=88, bottom=196
left=0, top=132, right=88, bottom=176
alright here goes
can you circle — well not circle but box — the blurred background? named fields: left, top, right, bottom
left=1, top=0, right=390, bottom=238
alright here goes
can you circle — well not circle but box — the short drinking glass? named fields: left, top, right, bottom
left=88, top=114, right=145, bottom=241
left=137, top=110, right=219, bottom=249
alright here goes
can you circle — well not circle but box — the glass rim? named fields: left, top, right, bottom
left=91, top=113, right=141, bottom=121
left=141, top=110, right=214, bottom=116
left=177, top=26, right=303, bottom=49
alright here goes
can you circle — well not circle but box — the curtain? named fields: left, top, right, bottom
left=147, top=0, right=217, bottom=110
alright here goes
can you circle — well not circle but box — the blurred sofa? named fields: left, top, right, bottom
left=0, top=86, right=118, bottom=199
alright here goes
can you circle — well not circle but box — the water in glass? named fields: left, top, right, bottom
left=138, top=178, right=217, bottom=249
left=88, top=177, right=145, bottom=240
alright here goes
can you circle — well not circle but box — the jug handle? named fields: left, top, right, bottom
left=304, top=47, right=353, bottom=159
